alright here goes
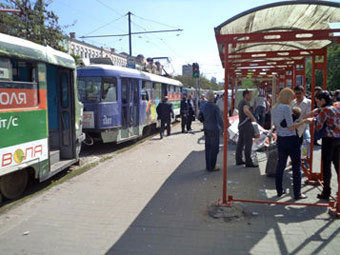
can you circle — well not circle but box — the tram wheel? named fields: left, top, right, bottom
left=143, top=126, right=151, bottom=137
left=0, top=170, right=28, bottom=200
left=83, top=135, right=94, bottom=146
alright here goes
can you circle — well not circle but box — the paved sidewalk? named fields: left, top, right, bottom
left=0, top=122, right=339, bottom=255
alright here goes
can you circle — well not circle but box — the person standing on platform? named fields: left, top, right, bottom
left=202, top=91, right=224, bottom=172
left=254, top=92, right=267, bottom=127
left=180, top=94, right=189, bottom=133
left=187, top=95, right=195, bottom=131
left=156, top=96, right=174, bottom=139
left=272, top=88, right=312, bottom=200
left=292, top=86, right=312, bottom=150
left=199, top=94, right=207, bottom=112
left=313, top=86, right=323, bottom=146
left=312, top=91, right=340, bottom=200
left=216, top=93, right=224, bottom=117
left=235, top=89, right=258, bottom=167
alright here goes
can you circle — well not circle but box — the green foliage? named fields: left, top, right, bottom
left=306, top=44, right=340, bottom=91
left=0, top=0, right=65, bottom=51
left=174, top=74, right=222, bottom=90
left=240, top=79, right=255, bottom=89
left=71, top=53, right=81, bottom=65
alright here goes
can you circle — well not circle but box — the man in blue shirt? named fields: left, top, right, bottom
left=202, top=91, right=224, bottom=171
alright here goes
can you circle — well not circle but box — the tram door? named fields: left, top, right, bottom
left=121, top=78, right=140, bottom=139
left=58, top=70, right=74, bottom=158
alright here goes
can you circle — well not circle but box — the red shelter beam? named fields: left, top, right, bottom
left=221, top=49, right=325, bottom=63
left=216, top=29, right=340, bottom=45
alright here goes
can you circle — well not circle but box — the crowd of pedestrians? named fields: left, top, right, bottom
left=156, top=86, right=339, bottom=201
left=271, top=87, right=339, bottom=200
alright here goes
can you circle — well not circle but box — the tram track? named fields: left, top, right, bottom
left=0, top=122, right=179, bottom=213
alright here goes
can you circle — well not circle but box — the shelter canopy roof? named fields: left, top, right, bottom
left=215, top=1, right=340, bottom=62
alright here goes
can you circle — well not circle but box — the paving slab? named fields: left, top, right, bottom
left=0, top=121, right=339, bottom=255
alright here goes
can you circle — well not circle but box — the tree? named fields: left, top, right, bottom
left=71, top=53, right=82, bottom=65
left=0, top=0, right=65, bottom=51
left=305, top=44, right=340, bottom=91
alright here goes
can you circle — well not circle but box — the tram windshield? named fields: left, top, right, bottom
left=78, top=76, right=117, bottom=103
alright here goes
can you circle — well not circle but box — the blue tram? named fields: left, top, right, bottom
left=77, top=65, right=183, bottom=145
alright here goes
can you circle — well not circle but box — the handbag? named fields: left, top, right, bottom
left=252, top=122, right=260, bottom=139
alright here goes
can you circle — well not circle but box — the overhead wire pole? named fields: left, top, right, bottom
left=128, top=11, right=132, bottom=56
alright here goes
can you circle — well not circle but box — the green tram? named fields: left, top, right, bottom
left=0, top=33, right=84, bottom=199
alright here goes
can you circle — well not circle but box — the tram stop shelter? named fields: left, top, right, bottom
left=214, top=1, right=340, bottom=217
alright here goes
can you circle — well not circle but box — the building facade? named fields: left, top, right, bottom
left=182, top=64, right=193, bottom=76
left=66, top=33, right=127, bottom=67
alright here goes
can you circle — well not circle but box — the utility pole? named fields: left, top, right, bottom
left=195, top=76, right=200, bottom=116
left=192, top=63, right=200, bottom=116
left=128, top=11, right=132, bottom=56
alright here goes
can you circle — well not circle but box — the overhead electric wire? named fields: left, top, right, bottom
left=131, top=21, right=189, bottom=75
left=132, top=14, right=180, bottom=30
left=58, top=0, right=112, bottom=27
left=84, top=14, right=126, bottom=36
left=94, top=0, right=123, bottom=17
left=132, top=21, right=184, bottom=60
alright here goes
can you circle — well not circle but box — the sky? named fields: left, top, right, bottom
left=49, top=0, right=339, bottom=82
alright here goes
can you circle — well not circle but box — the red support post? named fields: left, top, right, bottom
left=222, top=45, right=229, bottom=205
left=337, top=152, right=340, bottom=215
left=308, top=55, right=317, bottom=182
left=302, top=60, right=306, bottom=91
left=323, top=48, right=327, bottom=90
left=231, top=74, right=235, bottom=116
left=293, top=64, right=297, bottom=88
left=284, top=72, right=287, bottom=88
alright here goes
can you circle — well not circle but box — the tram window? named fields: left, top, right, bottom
left=141, top=81, right=149, bottom=101
left=77, top=77, right=101, bottom=102
left=153, top=82, right=161, bottom=101
left=102, top=77, right=117, bottom=102
left=141, top=90, right=149, bottom=101
left=0, top=57, right=38, bottom=109
left=121, top=78, right=128, bottom=104
left=60, top=73, right=69, bottom=108
left=170, top=85, right=175, bottom=95
left=133, top=80, right=139, bottom=104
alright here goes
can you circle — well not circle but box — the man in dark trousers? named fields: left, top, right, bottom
left=187, top=95, right=195, bottom=131
left=202, top=91, right=224, bottom=172
left=180, top=94, right=189, bottom=133
left=236, top=89, right=258, bottom=167
left=156, top=96, right=174, bottom=139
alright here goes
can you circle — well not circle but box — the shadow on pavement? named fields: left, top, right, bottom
left=106, top=143, right=338, bottom=254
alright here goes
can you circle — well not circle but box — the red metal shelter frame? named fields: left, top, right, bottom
left=215, top=4, right=340, bottom=217
left=0, top=9, right=21, bottom=13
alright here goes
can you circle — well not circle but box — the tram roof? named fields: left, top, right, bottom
left=77, top=64, right=183, bottom=87
left=215, top=1, right=340, bottom=63
left=0, top=33, right=75, bottom=69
